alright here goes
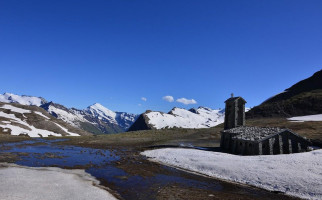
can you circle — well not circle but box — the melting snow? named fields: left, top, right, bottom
left=288, top=114, right=322, bottom=122
left=142, top=148, right=322, bottom=200
left=0, top=163, right=117, bottom=200
left=1, top=104, right=31, bottom=114
left=34, top=111, right=51, bottom=119
left=0, top=107, right=61, bottom=137
left=54, top=123, right=80, bottom=136
left=47, top=105, right=90, bottom=126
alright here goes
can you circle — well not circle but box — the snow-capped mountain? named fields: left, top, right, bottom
left=85, top=103, right=118, bottom=124
left=41, top=102, right=138, bottom=134
left=0, top=102, right=89, bottom=137
left=40, top=102, right=91, bottom=128
left=128, top=107, right=225, bottom=131
left=115, top=112, right=138, bottom=130
left=85, top=103, right=138, bottom=129
left=0, top=93, right=138, bottom=134
left=0, top=93, right=47, bottom=106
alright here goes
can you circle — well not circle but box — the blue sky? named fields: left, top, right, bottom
left=0, top=0, right=321, bottom=114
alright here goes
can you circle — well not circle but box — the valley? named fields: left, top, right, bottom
left=0, top=125, right=305, bottom=200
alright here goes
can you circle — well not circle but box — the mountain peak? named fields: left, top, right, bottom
left=86, top=103, right=116, bottom=121
left=89, top=103, right=105, bottom=109
left=198, top=106, right=212, bottom=111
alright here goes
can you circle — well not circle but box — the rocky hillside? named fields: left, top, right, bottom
left=0, top=102, right=90, bottom=137
left=0, top=93, right=138, bottom=134
left=128, top=107, right=225, bottom=131
left=247, top=69, right=322, bottom=118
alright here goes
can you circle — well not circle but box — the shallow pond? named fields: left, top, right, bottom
left=0, top=139, right=298, bottom=200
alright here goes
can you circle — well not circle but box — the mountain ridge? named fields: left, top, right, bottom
left=0, top=102, right=90, bottom=137
left=247, top=69, right=322, bottom=118
left=0, top=93, right=138, bottom=134
left=128, top=106, right=225, bottom=131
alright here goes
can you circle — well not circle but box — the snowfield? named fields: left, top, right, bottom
left=0, top=93, right=45, bottom=106
left=144, top=107, right=250, bottom=130
left=0, top=163, right=117, bottom=200
left=46, top=104, right=91, bottom=126
left=147, top=107, right=225, bottom=129
left=142, top=148, right=322, bottom=200
left=288, top=114, right=322, bottom=122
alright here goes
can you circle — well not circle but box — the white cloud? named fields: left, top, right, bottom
left=141, top=97, right=147, bottom=101
left=138, top=104, right=142, bottom=106
left=162, top=95, right=174, bottom=102
left=176, top=98, right=197, bottom=105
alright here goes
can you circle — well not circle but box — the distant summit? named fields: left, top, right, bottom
left=0, top=92, right=47, bottom=106
left=128, top=107, right=225, bottom=131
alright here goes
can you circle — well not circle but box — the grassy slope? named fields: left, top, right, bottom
left=54, top=126, right=223, bottom=149
left=54, top=116, right=322, bottom=149
left=247, top=89, right=322, bottom=118
left=247, top=69, right=322, bottom=118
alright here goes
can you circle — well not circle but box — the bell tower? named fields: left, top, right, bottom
left=224, top=95, right=246, bottom=130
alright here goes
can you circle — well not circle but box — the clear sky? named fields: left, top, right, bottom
left=0, top=0, right=321, bottom=114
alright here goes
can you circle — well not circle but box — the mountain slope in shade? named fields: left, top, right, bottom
left=128, top=107, right=225, bottom=131
left=0, top=102, right=90, bottom=137
left=247, top=69, right=322, bottom=118
left=115, top=112, right=139, bottom=130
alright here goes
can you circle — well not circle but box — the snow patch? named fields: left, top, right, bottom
left=0, top=110, right=61, bottom=137
left=47, top=105, right=90, bottom=126
left=1, top=104, right=31, bottom=114
left=142, top=148, right=322, bottom=200
left=288, top=114, right=322, bottom=122
left=0, top=163, right=117, bottom=200
left=54, top=122, right=80, bottom=136
left=34, top=111, right=51, bottom=119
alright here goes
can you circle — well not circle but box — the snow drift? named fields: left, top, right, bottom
left=0, top=163, right=116, bottom=200
left=142, top=148, right=322, bottom=200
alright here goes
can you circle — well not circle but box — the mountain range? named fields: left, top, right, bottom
left=1, top=69, right=320, bottom=136
left=0, top=92, right=228, bottom=135
left=0, top=93, right=138, bottom=134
